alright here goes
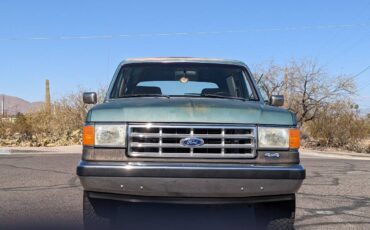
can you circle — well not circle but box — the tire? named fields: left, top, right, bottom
left=255, top=195, right=296, bottom=230
left=83, top=192, right=116, bottom=230
left=266, top=218, right=294, bottom=230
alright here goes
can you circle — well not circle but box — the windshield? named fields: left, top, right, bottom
left=110, top=63, right=258, bottom=100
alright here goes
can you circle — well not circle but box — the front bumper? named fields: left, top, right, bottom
left=77, top=161, right=305, bottom=198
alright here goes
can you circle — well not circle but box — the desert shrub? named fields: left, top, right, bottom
left=366, top=144, right=370, bottom=153
left=0, top=87, right=107, bottom=147
left=12, top=113, right=32, bottom=135
left=307, top=101, right=368, bottom=151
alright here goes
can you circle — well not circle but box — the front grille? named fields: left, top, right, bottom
left=128, top=124, right=256, bottom=158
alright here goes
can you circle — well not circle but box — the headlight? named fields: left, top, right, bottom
left=258, top=127, right=300, bottom=149
left=95, top=124, right=127, bottom=146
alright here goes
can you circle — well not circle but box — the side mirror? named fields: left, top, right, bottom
left=83, top=92, right=97, bottom=104
left=269, top=95, right=284, bottom=106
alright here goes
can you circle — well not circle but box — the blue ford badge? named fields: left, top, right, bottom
left=180, top=137, right=205, bottom=147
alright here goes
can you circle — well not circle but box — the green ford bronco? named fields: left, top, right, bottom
left=77, top=57, right=305, bottom=229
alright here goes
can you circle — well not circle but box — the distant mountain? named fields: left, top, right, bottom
left=0, top=94, right=44, bottom=116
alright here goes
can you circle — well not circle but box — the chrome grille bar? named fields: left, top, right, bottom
left=128, top=124, right=257, bottom=158
left=130, top=143, right=254, bottom=148
left=130, top=133, right=254, bottom=139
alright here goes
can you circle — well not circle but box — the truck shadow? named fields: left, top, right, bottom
left=111, top=202, right=257, bottom=230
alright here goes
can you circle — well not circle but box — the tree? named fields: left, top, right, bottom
left=254, top=61, right=286, bottom=100
left=254, top=59, right=355, bottom=126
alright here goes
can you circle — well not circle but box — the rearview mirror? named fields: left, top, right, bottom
left=83, top=92, right=97, bottom=104
left=269, top=95, right=284, bottom=106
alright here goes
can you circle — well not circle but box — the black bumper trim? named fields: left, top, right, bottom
left=87, top=191, right=296, bottom=205
left=77, top=161, right=305, bottom=180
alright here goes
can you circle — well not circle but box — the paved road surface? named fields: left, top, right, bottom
left=0, top=152, right=369, bottom=229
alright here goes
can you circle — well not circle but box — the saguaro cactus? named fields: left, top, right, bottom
left=45, top=79, right=51, bottom=114
left=1, top=94, right=4, bottom=118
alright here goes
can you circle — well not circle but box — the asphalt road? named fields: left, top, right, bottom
left=0, top=152, right=369, bottom=229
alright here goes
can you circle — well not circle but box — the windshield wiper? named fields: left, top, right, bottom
left=119, top=94, right=170, bottom=99
left=202, top=93, right=246, bottom=101
left=183, top=93, right=246, bottom=101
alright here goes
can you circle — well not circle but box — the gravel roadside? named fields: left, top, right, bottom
left=0, top=145, right=82, bottom=154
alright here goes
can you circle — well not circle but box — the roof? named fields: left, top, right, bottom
left=120, top=57, right=247, bottom=67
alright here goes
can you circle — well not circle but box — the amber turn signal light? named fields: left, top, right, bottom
left=289, top=129, right=300, bottom=149
left=83, top=126, right=95, bottom=146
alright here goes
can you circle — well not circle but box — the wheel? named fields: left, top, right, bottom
left=83, top=192, right=116, bottom=230
left=255, top=196, right=296, bottom=230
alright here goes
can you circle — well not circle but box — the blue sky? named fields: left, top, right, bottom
left=0, top=0, right=369, bottom=111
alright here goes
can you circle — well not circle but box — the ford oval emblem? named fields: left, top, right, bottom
left=264, top=152, right=280, bottom=158
left=180, top=137, right=205, bottom=147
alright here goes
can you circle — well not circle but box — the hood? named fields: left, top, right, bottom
left=87, top=97, right=295, bottom=125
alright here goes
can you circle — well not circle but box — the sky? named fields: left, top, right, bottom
left=0, top=0, right=369, bottom=112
